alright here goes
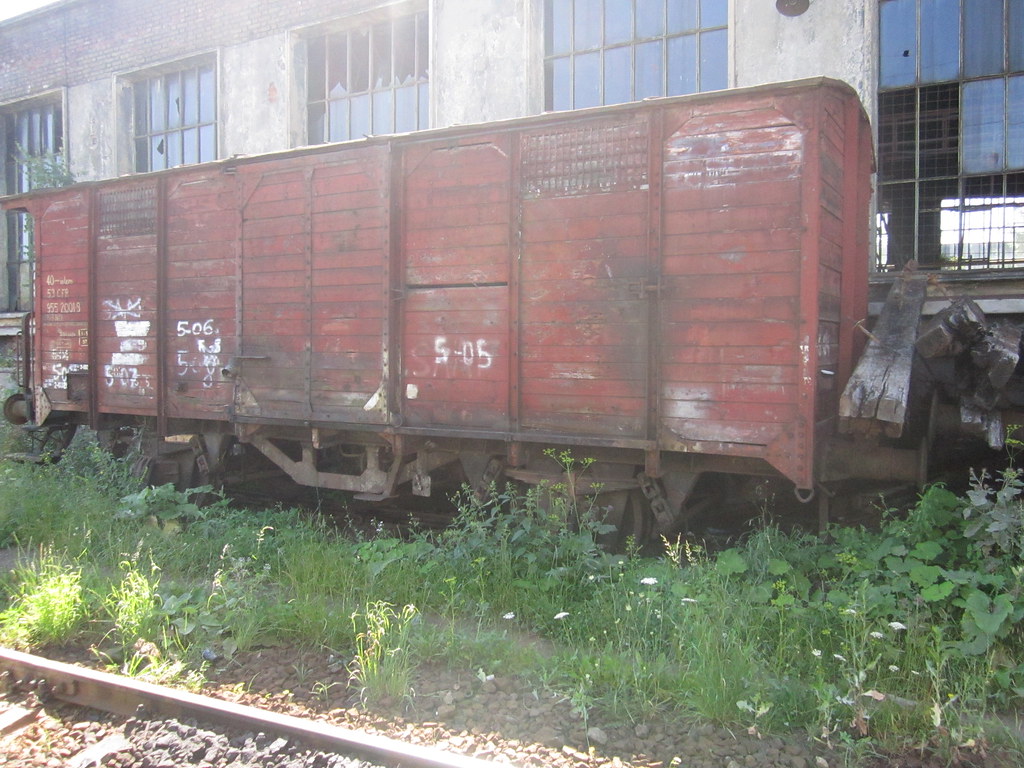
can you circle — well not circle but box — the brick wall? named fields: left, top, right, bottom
left=0, top=0, right=395, bottom=102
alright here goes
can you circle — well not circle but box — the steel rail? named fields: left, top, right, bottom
left=0, top=647, right=497, bottom=768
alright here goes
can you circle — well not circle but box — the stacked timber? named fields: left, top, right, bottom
left=916, top=297, right=1022, bottom=449
left=840, top=267, right=1024, bottom=450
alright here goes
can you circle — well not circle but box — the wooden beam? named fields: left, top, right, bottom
left=840, top=267, right=928, bottom=438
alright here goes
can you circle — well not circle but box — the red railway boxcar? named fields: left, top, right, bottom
left=2, top=78, right=872, bottom=539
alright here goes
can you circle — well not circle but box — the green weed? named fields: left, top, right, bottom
left=0, top=551, right=86, bottom=648
left=348, top=600, right=419, bottom=707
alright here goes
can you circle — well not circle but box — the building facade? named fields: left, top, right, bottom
left=0, top=0, right=1019, bottom=317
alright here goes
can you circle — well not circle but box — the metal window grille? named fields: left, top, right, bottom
left=877, top=0, right=1024, bottom=270
left=543, top=0, right=728, bottom=112
left=132, top=62, right=217, bottom=173
left=2, top=101, right=62, bottom=311
left=307, top=11, right=429, bottom=144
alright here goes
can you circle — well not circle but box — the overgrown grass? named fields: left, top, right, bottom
left=1, top=423, right=1022, bottom=763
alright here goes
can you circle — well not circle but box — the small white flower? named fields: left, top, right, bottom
left=869, top=631, right=885, bottom=640
left=554, top=611, right=570, bottom=620
left=888, top=665, right=900, bottom=672
left=811, top=648, right=823, bottom=658
left=833, top=653, right=847, bottom=662
left=680, top=597, right=698, bottom=604
left=640, top=577, right=658, bottom=586
left=843, top=608, right=858, bottom=616
left=888, top=621, right=907, bottom=631
left=503, top=612, right=515, bottom=620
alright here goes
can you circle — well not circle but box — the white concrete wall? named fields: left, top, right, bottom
left=430, top=0, right=543, bottom=128
left=733, top=0, right=878, bottom=125
left=67, top=80, right=112, bottom=181
left=220, top=34, right=293, bottom=157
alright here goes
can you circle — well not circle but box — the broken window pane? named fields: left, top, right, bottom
left=350, top=30, right=370, bottom=93
left=150, top=79, right=166, bottom=132
left=166, top=74, right=182, bottom=130
left=327, top=33, right=348, bottom=98
left=183, top=68, right=198, bottom=126
left=133, top=61, right=216, bottom=171
left=307, top=11, right=428, bottom=144
left=307, top=35, right=326, bottom=103
left=308, top=102, right=327, bottom=144
left=394, top=15, right=416, bottom=85
left=134, top=84, right=148, bottom=134
left=372, top=23, right=392, bottom=89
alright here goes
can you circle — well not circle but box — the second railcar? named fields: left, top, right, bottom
left=2, top=77, right=872, bottom=537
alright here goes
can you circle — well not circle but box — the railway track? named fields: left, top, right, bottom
left=0, top=648, right=500, bottom=768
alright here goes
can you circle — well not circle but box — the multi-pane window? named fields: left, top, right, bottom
left=307, top=11, right=429, bottom=144
left=877, top=0, right=1024, bottom=270
left=3, top=101, right=63, bottom=312
left=544, top=0, right=728, bottom=112
left=133, top=62, right=216, bottom=173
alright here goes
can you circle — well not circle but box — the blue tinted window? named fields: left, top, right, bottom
left=606, top=0, right=632, bottom=44
left=880, top=0, right=917, bottom=87
left=962, top=79, right=1005, bottom=172
left=700, top=28, right=729, bottom=91
left=575, top=1, right=602, bottom=49
left=636, top=40, right=663, bottom=99
left=1008, top=75, right=1024, bottom=168
left=545, top=0, right=726, bottom=110
left=549, top=57, right=571, bottom=110
left=574, top=52, right=601, bottom=107
left=668, top=0, right=698, bottom=33
left=965, top=0, right=1004, bottom=77
left=700, top=0, right=728, bottom=28
left=920, top=0, right=960, bottom=82
left=604, top=46, right=632, bottom=104
left=637, top=0, right=665, bottom=38
left=667, top=34, right=697, bottom=95
left=548, top=0, right=572, bottom=54
left=1010, top=0, right=1024, bottom=71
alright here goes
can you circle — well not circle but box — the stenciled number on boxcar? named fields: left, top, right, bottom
left=433, top=337, right=494, bottom=370
left=176, top=319, right=222, bottom=389
left=102, top=297, right=153, bottom=394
